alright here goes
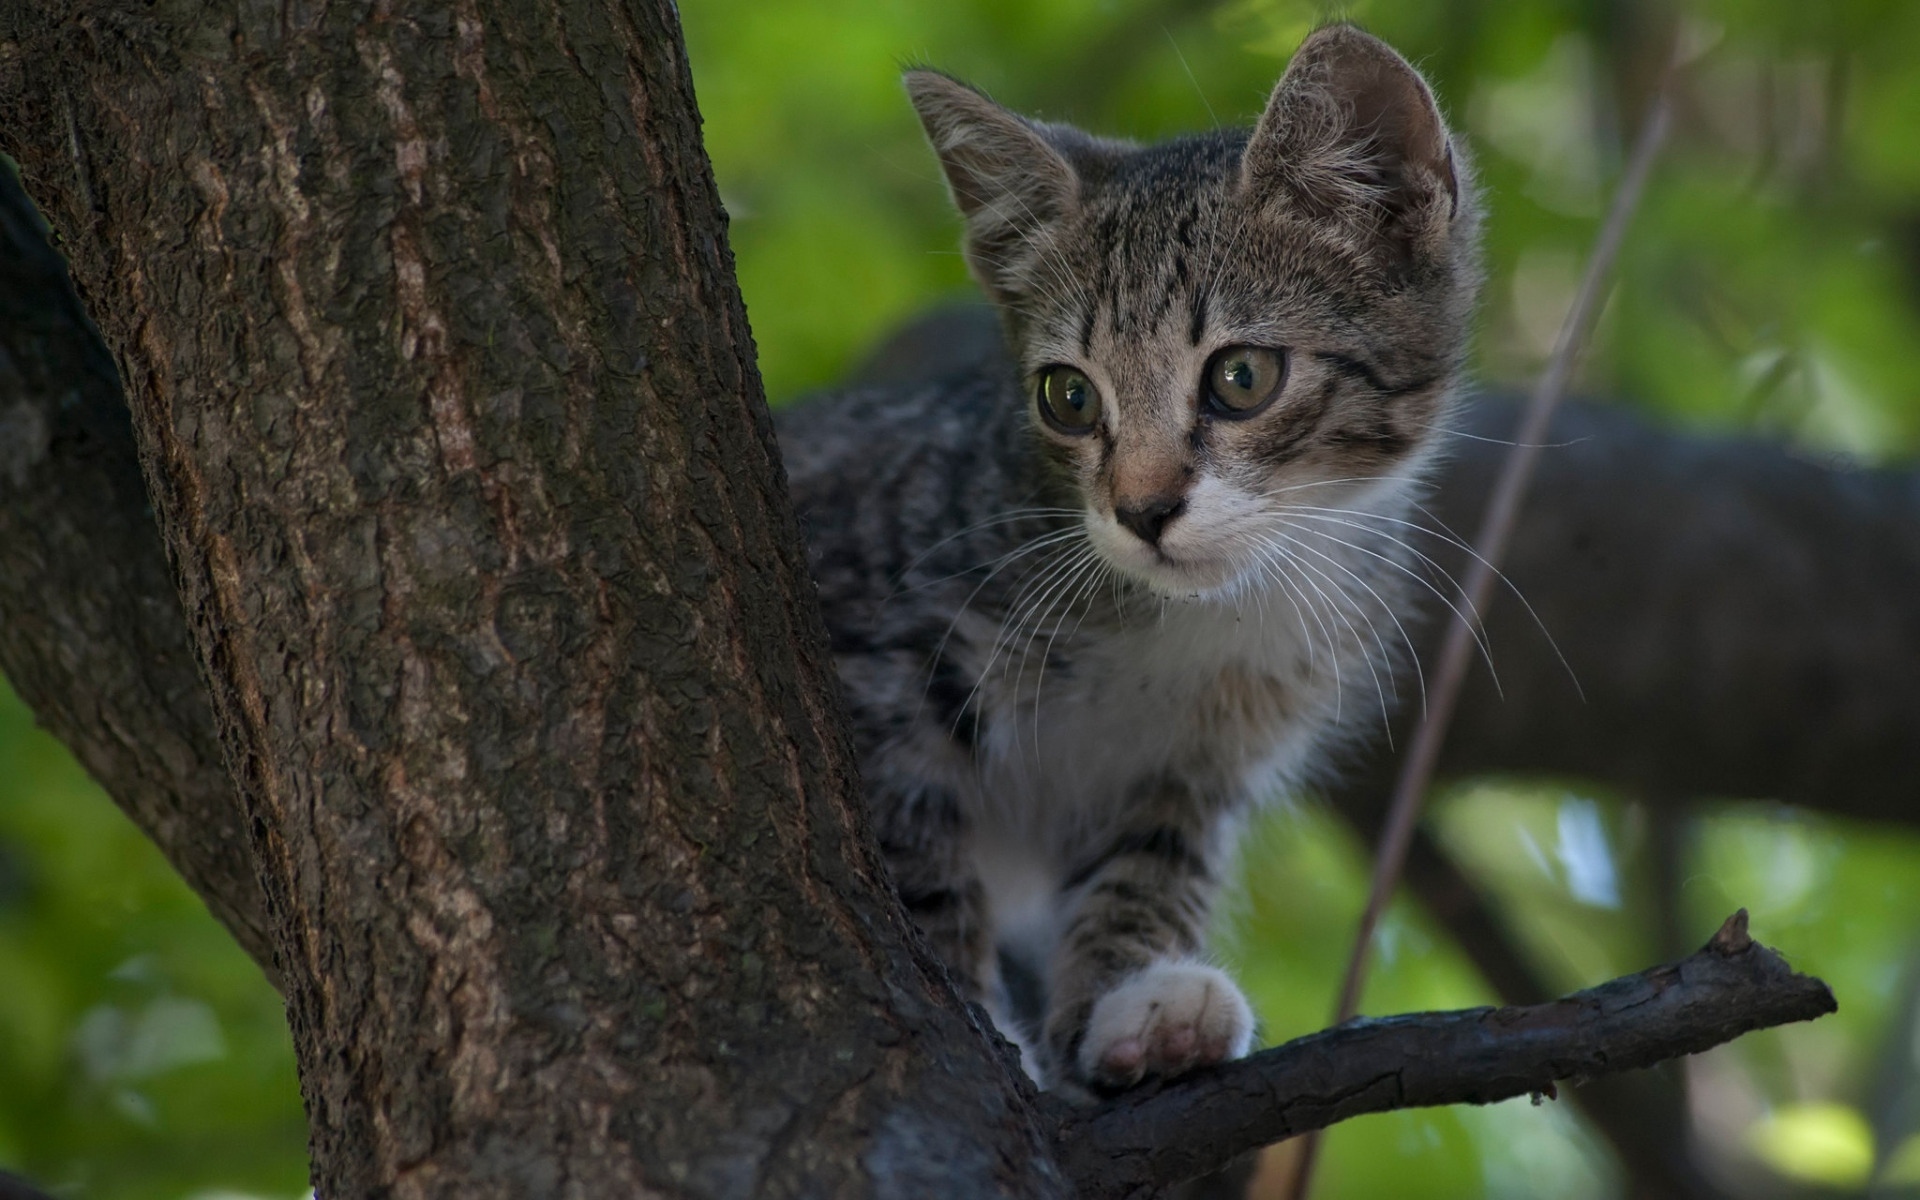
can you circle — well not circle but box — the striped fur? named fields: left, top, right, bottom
left=776, top=25, right=1480, bottom=1096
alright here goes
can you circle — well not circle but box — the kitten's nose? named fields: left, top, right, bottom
left=1115, top=496, right=1186, bottom=546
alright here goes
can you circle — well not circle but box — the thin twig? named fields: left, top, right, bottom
left=1061, top=912, right=1834, bottom=1199
left=1283, top=56, right=1682, bottom=1200
left=1339, top=804, right=1743, bottom=1200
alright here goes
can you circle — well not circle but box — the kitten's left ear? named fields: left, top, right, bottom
left=1242, top=25, right=1463, bottom=257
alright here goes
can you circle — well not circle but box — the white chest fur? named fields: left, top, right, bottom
left=971, top=587, right=1344, bottom=838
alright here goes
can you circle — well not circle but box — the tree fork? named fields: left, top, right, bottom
left=0, top=152, right=274, bottom=974
left=0, top=2, right=1055, bottom=1195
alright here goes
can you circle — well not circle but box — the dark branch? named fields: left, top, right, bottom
left=0, top=1172, right=57, bottom=1200
left=1358, top=812, right=1743, bottom=1200
left=1054, top=912, right=1836, bottom=1198
left=1384, top=395, right=1920, bottom=824
left=0, top=161, right=271, bottom=978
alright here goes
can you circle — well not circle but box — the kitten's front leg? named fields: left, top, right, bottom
left=872, top=777, right=1047, bottom=1078
left=1046, top=796, right=1254, bottom=1095
left=871, top=779, right=994, bottom=1000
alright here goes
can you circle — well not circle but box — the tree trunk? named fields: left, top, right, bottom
left=0, top=3, right=1056, bottom=1196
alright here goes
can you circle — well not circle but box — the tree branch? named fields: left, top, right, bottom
left=1389, top=395, right=1920, bottom=823
left=1351, top=810, right=1741, bottom=1200
left=1055, top=912, right=1836, bottom=1199
left=0, top=160, right=270, bottom=977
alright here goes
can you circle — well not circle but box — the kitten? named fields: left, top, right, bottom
left=776, top=25, right=1479, bottom=1096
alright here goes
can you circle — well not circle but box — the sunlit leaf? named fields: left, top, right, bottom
left=1746, top=1102, right=1876, bottom=1187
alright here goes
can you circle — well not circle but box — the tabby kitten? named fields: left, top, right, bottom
left=777, top=25, right=1479, bottom=1096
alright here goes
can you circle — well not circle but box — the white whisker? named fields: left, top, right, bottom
left=1263, top=527, right=1411, bottom=737
left=918, top=525, right=1089, bottom=726
left=1267, top=509, right=1502, bottom=697
left=1272, top=501, right=1577, bottom=698
left=962, top=539, right=1096, bottom=742
left=1242, top=530, right=1386, bottom=727
left=1228, top=530, right=1346, bottom=721
left=897, top=506, right=1084, bottom=579
left=1023, top=547, right=1109, bottom=748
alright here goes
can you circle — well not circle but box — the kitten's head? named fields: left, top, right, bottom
left=907, top=26, right=1480, bottom=599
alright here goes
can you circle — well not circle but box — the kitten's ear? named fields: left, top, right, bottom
left=905, top=70, right=1080, bottom=301
left=1242, top=25, right=1462, bottom=257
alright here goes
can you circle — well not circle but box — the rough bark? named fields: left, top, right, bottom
left=0, top=4, right=1054, bottom=1197
left=1060, top=913, right=1837, bottom=1199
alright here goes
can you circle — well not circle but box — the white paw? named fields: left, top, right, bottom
left=1078, top=960, right=1254, bottom=1089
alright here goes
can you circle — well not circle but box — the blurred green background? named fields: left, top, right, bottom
left=4, top=0, right=1919, bottom=1196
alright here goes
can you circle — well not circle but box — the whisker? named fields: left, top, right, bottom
left=1267, top=510, right=1503, bottom=697
left=1399, top=499, right=1583, bottom=700
left=1259, top=543, right=1344, bottom=721
left=918, top=526, right=1088, bottom=725
left=890, top=510, right=1090, bottom=595
left=1244, top=531, right=1386, bottom=727
left=1024, top=547, right=1108, bottom=748
left=1252, top=473, right=1406, bottom=499
left=1270, top=527, right=1428, bottom=728
left=1275, top=501, right=1578, bottom=699
left=1409, top=421, right=1590, bottom=450
left=1164, top=27, right=1219, bottom=130
left=1232, top=533, right=1320, bottom=679
left=896, top=506, right=1084, bottom=579
left=961, top=539, right=1095, bottom=743
left=1264, top=527, right=1412, bottom=737
left=1229, top=530, right=1346, bottom=720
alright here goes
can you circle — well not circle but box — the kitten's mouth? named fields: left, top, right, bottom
left=1142, top=560, right=1239, bottom=599
left=1087, top=512, right=1246, bottom=600
left=1100, top=539, right=1240, bottom=600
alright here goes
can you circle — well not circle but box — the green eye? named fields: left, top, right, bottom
left=1204, top=345, right=1288, bottom=417
left=1038, top=366, right=1102, bottom=434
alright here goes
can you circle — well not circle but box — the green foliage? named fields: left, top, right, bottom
left=0, top=681, right=307, bottom=1200
left=4, top=0, right=1919, bottom=1196
left=695, top=0, right=1920, bottom=465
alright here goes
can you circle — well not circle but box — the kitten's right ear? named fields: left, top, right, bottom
left=1242, top=25, right=1464, bottom=262
left=905, top=70, right=1079, bottom=301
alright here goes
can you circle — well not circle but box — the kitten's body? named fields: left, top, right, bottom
left=777, top=27, right=1478, bottom=1094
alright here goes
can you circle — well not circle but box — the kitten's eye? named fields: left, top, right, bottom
left=1037, top=366, right=1102, bottom=435
left=1203, top=346, right=1288, bottom=417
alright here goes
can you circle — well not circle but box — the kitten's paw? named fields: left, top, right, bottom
left=1077, top=960, right=1254, bottom=1090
